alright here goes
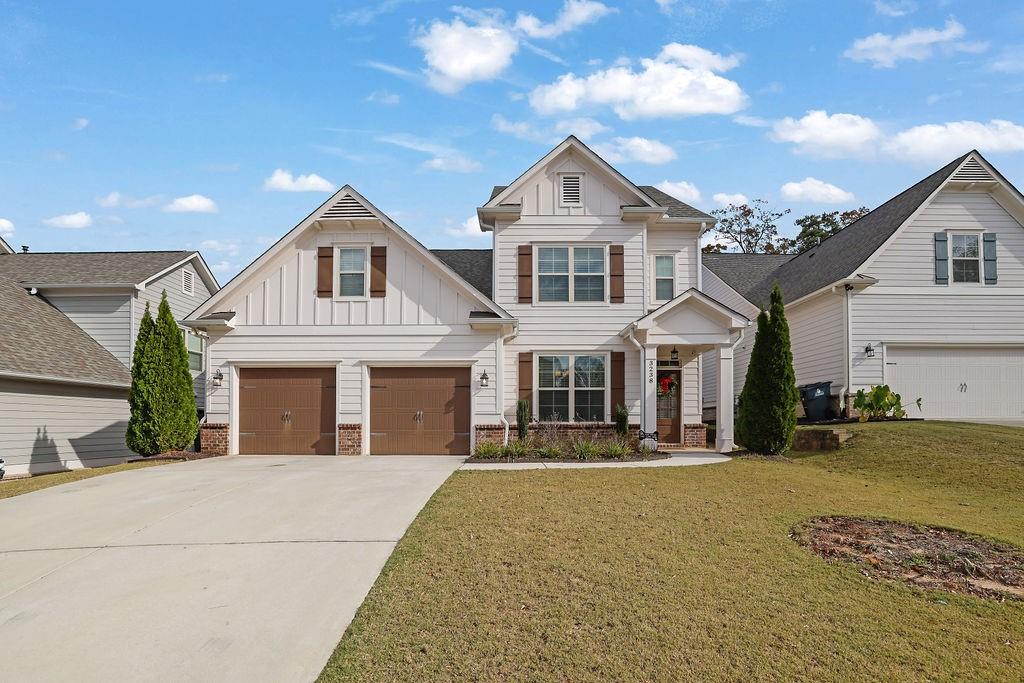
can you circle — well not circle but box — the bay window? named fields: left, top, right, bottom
left=537, top=353, right=606, bottom=422
left=537, top=246, right=606, bottom=302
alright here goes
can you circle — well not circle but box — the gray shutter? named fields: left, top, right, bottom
left=933, top=233, right=948, bottom=285
left=983, top=233, right=997, bottom=285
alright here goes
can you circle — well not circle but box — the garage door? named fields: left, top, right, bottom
left=370, top=367, right=470, bottom=455
left=238, top=368, right=336, bottom=454
left=886, top=346, right=1024, bottom=420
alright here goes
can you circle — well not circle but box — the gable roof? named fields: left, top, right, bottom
left=0, top=275, right=130, bottom=387
left=636, top=186, right=714, bottom=221
left=625, top=287, right=749, bottom=333
left=0, top=250, right=218, bottom=291
left=0, top=235, right=13, bottom=255
left=431, top=249, right=492, bottom=298
left=702, top=253, right=795, bottom=306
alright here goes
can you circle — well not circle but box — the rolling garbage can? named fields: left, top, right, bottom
left=799, top=382, right=832, bottom=421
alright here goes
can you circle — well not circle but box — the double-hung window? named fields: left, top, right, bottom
left=537, top=353, right=606, bottom=422
left=537, top=246, right=606, bottom=302
left=653, top=254, right=674, bottom=302
left=950, top=233, right=981, bottom=283
left=338, top=247, right=367, bottom=297
left=181, top=329, right=205, bottom=372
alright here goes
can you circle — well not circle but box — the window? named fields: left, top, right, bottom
left=560, top=174, right=582, bottom=206
left=338, top=247, right=367, bottom=297
left=653, top=254, right=674, bottom=301
left=537, top=354, right=606, bottom=422
left=182, top=329, right=205, bottom=372
left=181, top=269, right=195, bottom=296
left=537, top=246, right=606, bottom=303
left=951, top=233, right=981, bottom=283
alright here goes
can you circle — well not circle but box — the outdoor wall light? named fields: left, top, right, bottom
left=212, top=369, right=224, bottom=387
left=479, top=370, right=490, bottom=388
left=864, top=344, right=875, bottom=358
left=670, top=347, right=679, bottom=363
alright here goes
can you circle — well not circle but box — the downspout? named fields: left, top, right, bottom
left=624, top=324, right=644, bottom=431
left=496, top=325, right=518, bottom=446
left=830, top=284, right=853, bottom=416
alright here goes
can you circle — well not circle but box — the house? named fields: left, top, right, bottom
left=186, top=136, right=749, bottom=457
left=701, top=151, right=1024, bottom=422
left=0, top=250, right=218, bottom=476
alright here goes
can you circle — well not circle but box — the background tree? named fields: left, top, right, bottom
left=708, top=199, right=792, bottom=254
left=126, top=303, right=158, bottom=455
left=789, top=207, right=871, bottom=253
left=735, top=284, right=799, bottom=455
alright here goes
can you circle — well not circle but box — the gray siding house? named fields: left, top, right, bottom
left=0, top=251, right=218, bottom=476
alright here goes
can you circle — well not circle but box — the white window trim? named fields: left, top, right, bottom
left=181, top=269, right=195, bottom=296
left=946, top=230, right=984, bottom=287
left=558, top=172, right=584, bottom=208
left=534, top=351, right=610, bottom=423
left=181, top=327, right=206, bottom=373
left=533, top=243, right=610, bottom=306
left=650, top=252, right=677, bottom=304
left=334, top=244, right=370, bottom=301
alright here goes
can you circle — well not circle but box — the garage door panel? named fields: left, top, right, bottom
left=370, top=367, right=471, bottom=455
left=239, top=368, right=336, bottom=455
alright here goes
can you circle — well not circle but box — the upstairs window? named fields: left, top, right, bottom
left=653, top=254, right=674, bottom=301
left=182, top=329, right=205, bottom=372
left=182, top=269, right=195, bottom=296
left=338, top=247, right=367, bottom=297
left=951, top=233, right=981, bottom=283
left=560, top=174, right=582, bottom=207
left=537, top=246, right=606, bottom=303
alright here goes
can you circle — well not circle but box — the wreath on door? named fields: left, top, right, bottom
left=657, top=374, right=678, bottom=397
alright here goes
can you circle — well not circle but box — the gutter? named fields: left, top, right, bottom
left=0, top=369, right=130, bottom=390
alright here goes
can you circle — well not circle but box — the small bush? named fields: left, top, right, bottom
left=853, top=385, right=912, bottom=422
left=473, top=442, right=503, bottom=459
left=504, top=439, right=530, bottom=460
left=516, top=399, right=530, bottom=441
left=604, top=440, right=630, bottom=460
left=638, top=442, right=654, bottom=458
left=613, top=403, right=629, bottom=437
left=572, top=438, right=601, bottom=461
left=536, top=443, right=565, bottom=459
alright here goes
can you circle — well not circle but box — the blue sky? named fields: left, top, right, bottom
left=2, top=0, right=1024, bottom=279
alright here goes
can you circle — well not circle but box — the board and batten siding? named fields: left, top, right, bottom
left=852, top=189, right=1024, bottom=389
left=46, top=294, right=132, bottom=367
left=647, top=226, right=701, bottom=302
left=0, top=378, right=131, bottom=477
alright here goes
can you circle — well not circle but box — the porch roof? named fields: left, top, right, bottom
left=625, top=288, right=750, bottom=333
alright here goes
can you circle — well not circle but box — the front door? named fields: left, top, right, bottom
left=656, top=369, right=681, bottom=444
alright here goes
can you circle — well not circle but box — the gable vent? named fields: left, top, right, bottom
left=561, top=174, right=582, bottom=206
left=951, top=157, right=995, bottom=183
left=182, top=269, right=195, bottom=296
left=321, top=194, right=376, bottom=219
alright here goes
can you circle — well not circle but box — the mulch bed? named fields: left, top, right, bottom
left=128, top=451, right=222, bottom=463
left=466, top=453, right=670, bottom=464
left=792, top=516, right=1024, bottom=602
left=797, top=417, right=924, bottom=426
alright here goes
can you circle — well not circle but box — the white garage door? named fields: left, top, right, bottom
left=886, top=346, right=1024, bottom=419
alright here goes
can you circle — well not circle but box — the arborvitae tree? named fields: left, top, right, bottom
left=126, top=303, right=159, bottom=455
left=152, top=291, right=199, bottom=452
left=735, top=283, right=799, bottom=454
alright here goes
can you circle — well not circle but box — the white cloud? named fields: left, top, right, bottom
left=592, top=136, right=677, bottom=164
left=529, top=43, right=747, bottom=120
left=514, top=0, right=616, bottom=39
left=194, top=73, right=231, bottom=83
left=844, top=19, right=986, bottom=69
left=713, top=192, right=748, bottom=207
left=780, top=177, right=855, bottom=203
left=733, top=114, right=770, bottom=128
left=0, top=217, right=14, bottom=237
left=377, top=134, right=481, bottom=173
left=873, top=0, right=915, bottom=17
left=71, top=117, right=89, bottom=131
left=990, top=46, right=1024, bottom=74
left=209, top=260, right=233, bottom=273
left=553, top=117, right=609, bottom=140
left=200, top=239, right=241, bottom=256
left=414, top=18, right=518, bottom=93
left=163, top=195, right=218, bottom=213
left=362, top=60, right=418, bottom=79
left=263, top=169, right=335, bottom=192
left=883, top=120, right=1024, bottom=164
left=491, top=114, right=559, bottom=144
left=44, top=211, right=92, bottom=229
left=445, top=215, right=487, bottom=239
left=770, top=110, right=883, bottom=158
left=366, top=89, right=401, bottom=104
left=654, top=180, right=701, bottom=203
left=655, top=0, right=678, bottom=12
left=95, top=191, right=162, bottom=208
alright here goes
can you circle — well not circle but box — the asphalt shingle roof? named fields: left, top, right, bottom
left=0, top=250, right=196, bottom=286
left=701, top=253, right=795, bottom=306
left=0, top=275, right=131, bottom=386
left=431, top=249, right=493, bottom=299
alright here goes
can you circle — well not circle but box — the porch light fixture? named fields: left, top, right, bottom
left=670, top=347, right=679, bottom=363
left=864, top=344, right=875, bottom=358
left=479, top=370, right=490, bottom=388
left=212, top=369, right=224, bottom=387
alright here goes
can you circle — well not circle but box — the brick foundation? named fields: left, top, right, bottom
left=475, top=422, right=642, bottom=447
left=793, top=428, right=852, bottom=451
left=682, top=423, right=707, bottom=447
left=199, top=423, right=229, bottom=455
left=475, top=424, right=507, bottom=445
left=338, top=424, right=362, bottom=455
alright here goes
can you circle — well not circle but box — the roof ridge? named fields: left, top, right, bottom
left=12, top=249, right=196, bottom=255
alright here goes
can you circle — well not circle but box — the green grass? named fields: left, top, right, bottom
left=320, top=421, right=1024, bottom=682
left=0, top=460, right=168, bottom=500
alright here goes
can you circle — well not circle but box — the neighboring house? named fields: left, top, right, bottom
left=0, top=235, right=13, bottom=255
left=702, top=151, right=1024, bottom=422
left=0, top=250, right=219, bottom=476
left=186, top=136, right=749, bottom=457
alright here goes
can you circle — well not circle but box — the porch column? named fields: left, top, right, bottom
left=715, top=345, right=735, bottom=453
left=641, top=344, right=658, bottom=449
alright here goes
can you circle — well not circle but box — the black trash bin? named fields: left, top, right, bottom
left=799, top=381, right=832, bottom=421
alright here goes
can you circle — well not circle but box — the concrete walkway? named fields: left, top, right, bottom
left=461, top=451, right=730, bottom=470
left=0, top=455, right=463, bottom=682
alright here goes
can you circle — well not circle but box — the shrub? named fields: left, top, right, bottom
left=571, top=438, right=601, bottom=461
left=516, top=399, right=530, bottom=441
left=853, top=385, right=911, bottom=422
left=504, top=439, right=530, bottom=460
left=613, top=403, right=629, bottom=437
left=473, top=442, right=503, bottom=459
left=735, top=283, right=798, bottom=455
left=535, top=443, right=565, bottom=459
left=604, top=440, right=631, bottom=460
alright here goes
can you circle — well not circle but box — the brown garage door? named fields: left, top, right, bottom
left=239, top=368, right=336, bottom=455
left=370, top=367, right=470, bottom=455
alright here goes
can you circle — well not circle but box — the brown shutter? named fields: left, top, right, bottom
left=316, top=247, right=333, bottom=297
left=610, top=351, right=625, bottom=414
left=609, top=244, right=624, bottom=303
left=370, top=246, right=387, bottom=297
left=517, top=245, right=532, bottom=303
left=518, top=352, right=533, bottom=409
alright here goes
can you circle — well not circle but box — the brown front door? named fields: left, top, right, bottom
left=238, top=368, right=336, bottom=455
left=370, top=367, right=471, bottom=455
left=656, top=369, right=681, bottom=444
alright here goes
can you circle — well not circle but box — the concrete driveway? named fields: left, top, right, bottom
left=0, top=455, right=463, bottom=682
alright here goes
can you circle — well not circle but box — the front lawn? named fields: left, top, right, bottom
left=0, top=460, right=167, bottom=500
left=321, top=421, right=1024, bottom=681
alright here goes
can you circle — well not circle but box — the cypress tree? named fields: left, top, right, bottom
left=151, top=291, right=199, bottom=452
left=126, top=303, right=159, bottom=455
left=735, top=283, right=799, bottom=454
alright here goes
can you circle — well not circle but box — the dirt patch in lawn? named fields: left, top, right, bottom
left=793, top=516, right=1024, bottom=602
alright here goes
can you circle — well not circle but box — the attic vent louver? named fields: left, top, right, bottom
left=951, top=157, right=995, bottom=183
left=182, top=269, right=195, bottom=296
left=322, top=194, right=376, bottom=219
left=561, top=174, right=582, bottom=206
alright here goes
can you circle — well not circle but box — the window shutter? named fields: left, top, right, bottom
left=316, top=247, right=333, bottom=297
left=610, top=351, right=625, bottom=415
left=518, top=352, right=533, bottom=409
left=370, top=246, right=387, bottom=297
left=609, top=244, right=624, bottom=303
left=983, top=233, right=997, bottom=285
left=517, top=245, right=532, bottom=303
left=933, top=233, right=948, bottom=285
